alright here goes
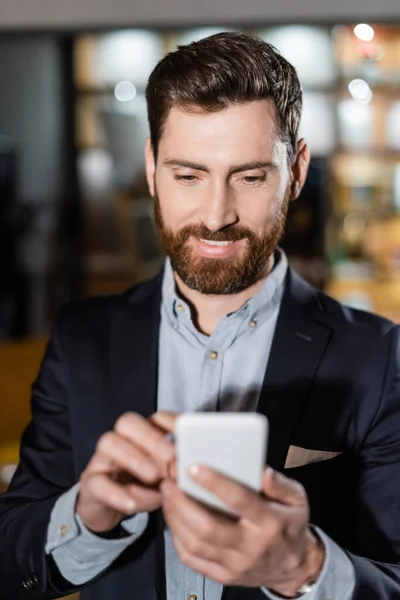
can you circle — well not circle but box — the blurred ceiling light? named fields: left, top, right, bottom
left=96, top=31, right=163, bottom=87
left=338, top=99, right=374, bottom=149
left=114, top=81, right=137, bottom=102
left=353, top=24, right=375, bottom=42
left=77, top=148, right=113, bottom=196
left=260, top=26, right=337, bottom=87
left=348, top=79, right=372, bottom=105
left=299, top=92, right=336, bottom=155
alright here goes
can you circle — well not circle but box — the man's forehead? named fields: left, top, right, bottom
left=158, top=100, right=282, bottom=160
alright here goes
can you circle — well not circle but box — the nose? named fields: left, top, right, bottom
left=200, top=181, right=238, bottom=232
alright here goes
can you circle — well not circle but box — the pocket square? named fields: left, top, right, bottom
left=284, top=445, right=343, bottom=469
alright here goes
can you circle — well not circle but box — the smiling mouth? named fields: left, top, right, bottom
left=199, top=239, right=236, bottom=247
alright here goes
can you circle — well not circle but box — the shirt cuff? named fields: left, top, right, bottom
left=260, top=526, right=356, bottom=600
left=45, top=483, right=149, bottom=585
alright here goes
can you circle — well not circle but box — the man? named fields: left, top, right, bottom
left=1, top=32, right=399, bottom=600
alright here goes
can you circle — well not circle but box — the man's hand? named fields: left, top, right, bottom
left=76, top=411, right=177, bottom=533
left=161, top=466, right=325, bottom=597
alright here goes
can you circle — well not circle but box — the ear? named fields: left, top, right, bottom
left=289, top=139, right=310, bottom=201
left=145, top=137, right=156, bottom=197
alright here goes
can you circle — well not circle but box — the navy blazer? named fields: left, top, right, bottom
left=1, top=268, right=400, bottom=600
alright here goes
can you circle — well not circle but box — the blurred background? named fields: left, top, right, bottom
left=1, top=0, right=400, bottom=493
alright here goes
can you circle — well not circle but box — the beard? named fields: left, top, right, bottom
left=154, top=189, right=289, bottom=295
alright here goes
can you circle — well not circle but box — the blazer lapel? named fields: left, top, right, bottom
left=109, top=273, right=162, bottom=422
left=257, top=269, right=332, bottom=472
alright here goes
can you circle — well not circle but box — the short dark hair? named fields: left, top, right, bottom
left=146, top=32, right=302, bottom=161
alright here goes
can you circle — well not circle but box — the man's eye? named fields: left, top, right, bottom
left=243, top=176, right=265, bottom=184
left=175, top=175, right=198, bottom=183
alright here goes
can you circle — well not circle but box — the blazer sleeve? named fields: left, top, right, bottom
left=348, top=324, right=400, bottom=599
left=0, top=306, right=81, bottom=599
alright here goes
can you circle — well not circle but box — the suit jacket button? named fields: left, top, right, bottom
left=23, top=578, right=32, bottom=590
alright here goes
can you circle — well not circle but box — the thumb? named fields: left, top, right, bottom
left=262, top=467, right=307, bottom=507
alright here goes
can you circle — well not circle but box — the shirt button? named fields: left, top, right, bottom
left=209, top=351, right=218, bottom=360
left=176, top=303, right=185, bottom=312
left=249, top=319, right=257, bottom=328
left=188, top=595, right=198, bottom=600
left=60, top=524, right=68, bottom=537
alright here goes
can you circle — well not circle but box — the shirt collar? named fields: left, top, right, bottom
left=161, top=249, right=288, bottom=334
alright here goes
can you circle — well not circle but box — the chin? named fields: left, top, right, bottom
left=176, top=261, right=261, bottom=295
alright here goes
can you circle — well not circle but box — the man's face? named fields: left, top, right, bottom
left=145, top=100, right=306, bottom=295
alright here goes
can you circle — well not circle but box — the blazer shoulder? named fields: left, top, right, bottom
left=56, top=274, right=162, bottom=330
left=316, top=287, right=397, bottom=337
left=288, top=268, right=396, bottom=338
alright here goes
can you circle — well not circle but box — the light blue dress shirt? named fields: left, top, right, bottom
left=45, top=250, right=355, bottom=599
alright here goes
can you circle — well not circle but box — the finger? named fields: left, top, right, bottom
left=85, top=472, right=139, bottom=515
left=124, top=481, right=163, bottom=512
left=188, top=465, right=266, bottom=522
left=172, top=536, right=234, bottom=586
left=164, top=496, right=241, bottom=575
left=262, top=467, right=307, bottom=507
left=83, top=448, right=115, bottom=475
left=161, top=479, right=238, bottom=551
left=150, top=411, right=179, bottom=435
left=164, top=509, right=241, bottom=568
left=94, top=432, right=160, bottom=484
left=115, top=412, right=175, bottom=476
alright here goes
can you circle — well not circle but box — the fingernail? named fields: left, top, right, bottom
left=189, top=464, right=201, bottom=478
left=126, top=499, right=136, bottom=512
left=264, top=466, right=274, bottom=483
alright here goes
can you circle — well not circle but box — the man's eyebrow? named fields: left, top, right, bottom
left=228, top=161, right=277, bottom=175
left=163, top=159, right=277, bottom=175
left=163, top=159, right=209, bottom=172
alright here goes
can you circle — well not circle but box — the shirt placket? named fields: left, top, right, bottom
left=183, top=334, right=225, bottom=599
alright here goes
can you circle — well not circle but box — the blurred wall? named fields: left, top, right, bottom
left=0, top=0, right=399, bottom=29
left=0, top=37, right=64, bottom=204
left=0, top=37, right=66, bottom=335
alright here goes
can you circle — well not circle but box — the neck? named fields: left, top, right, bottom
left=173, top=255, right=275, bottom=336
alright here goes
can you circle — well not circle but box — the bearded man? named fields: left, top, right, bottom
left=1, top=32, right=399, bottom=600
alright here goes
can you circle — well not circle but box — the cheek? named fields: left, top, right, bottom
left=236, top=194, right=278, bottom=234
left=155, top=172, right=203, bottom=227
left=236, top=168, right=288, bottom=226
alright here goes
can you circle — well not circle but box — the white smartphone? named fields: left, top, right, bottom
left=176, top=412, right=268, bottom=515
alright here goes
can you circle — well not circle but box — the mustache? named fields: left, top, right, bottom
left=176, top=224, right=256, bottom=243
